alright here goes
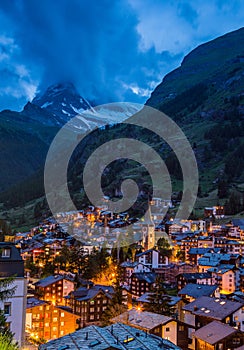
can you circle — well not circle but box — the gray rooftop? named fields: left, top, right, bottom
left=178, top=284, right=217, bottom=298
left=194, top=320, right=237, bottom=344
left=198, top=252, right=239, bottom=267
left=178, top=272, right=212, bottom=280
left=183, top=296, right=244, bottom=320
left=35, top=275, right=64, bottom=287
left=66, top=285, right=114, bottom=302
left=132, top=272, right=156, bottom=284
left=26, top=297, right=47, bottom=309
left=111, top=309, right=173, bottom=330
left=39, top=322, right=181, bottom=350
left=137, top=292, right=180, bottom=306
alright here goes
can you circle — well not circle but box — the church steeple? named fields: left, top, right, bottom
left=142, top=204, right=155, bottom=250
left=143, top=204, right=155, bottom=227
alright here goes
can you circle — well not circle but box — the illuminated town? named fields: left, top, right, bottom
left=1, top=197, right=244, bottom=349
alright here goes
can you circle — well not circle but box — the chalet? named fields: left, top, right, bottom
left=130, top=272, right=156, bottom=298
left=34, top=274, right=74, bottom=305
left=178, top=284, right=219, bottom=303
left=204, top=206, right=224, bottom=219
left=182, top=296, right=244, bottom=331
left=177, top=272, right=213, bottom=291
left=65, top=284, right=114, bottom=326
left=198, top=253, right=241, bottom=273
left=188, top=247, right=220, bottom=265
left=194, top=320, right=244, bottom=350
left=120, top=261, right=151, bottom=285
left=208, top=265, right=240, bottom=294
left=231, top=219, right=244, bottom=239
left=167, top=223, right=189, bottom=236
left=136, top=249, right=169, bottom=269
left=26, top=297, right=80, bottom=341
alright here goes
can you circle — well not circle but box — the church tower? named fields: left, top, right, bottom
left=142, top=205, right=155, bottom=250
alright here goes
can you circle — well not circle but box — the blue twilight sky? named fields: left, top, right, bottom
left=0, top=0, right=243, bottom=111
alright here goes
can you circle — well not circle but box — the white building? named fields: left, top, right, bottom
left=0, top=242, right=27, bottom=347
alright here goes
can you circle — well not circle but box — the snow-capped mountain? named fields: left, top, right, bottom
left=30, top=82, right=141, bottom=131
left=32, top=82, right=92, bottom=125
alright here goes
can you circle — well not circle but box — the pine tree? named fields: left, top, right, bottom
left=100, top=268, right=127, bottom=326
left=144, top=276, right=171, bottom=315
left=0, top=276, right=16, bottom=302
left=0, top=276, right=18, bottom=348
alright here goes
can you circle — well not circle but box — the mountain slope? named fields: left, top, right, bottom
left=0, top=82, right=140, bottom=192
left=147, top=27, right=244, bottom=113
left=146, top=27, right=244, bottom=195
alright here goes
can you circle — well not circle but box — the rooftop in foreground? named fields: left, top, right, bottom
left=39, top=322, right=181, bottom=350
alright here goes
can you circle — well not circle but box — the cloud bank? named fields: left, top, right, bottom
left=0, top=0, right=243, bottom=110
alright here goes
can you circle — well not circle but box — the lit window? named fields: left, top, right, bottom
left=53, top=317, right=58, bottom=322
left=61, top=322, right=64, bottom=326
left=61, top=313, right=65, bottom=317
left=45, top=323, right=49, bottom=327
left=53, top=326, right=57, bottom=331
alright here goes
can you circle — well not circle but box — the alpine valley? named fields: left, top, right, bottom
left=0, top=27, right=243, bottom=231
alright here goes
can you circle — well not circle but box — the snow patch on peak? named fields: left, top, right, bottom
left=41, top=101, right=53, bottom=108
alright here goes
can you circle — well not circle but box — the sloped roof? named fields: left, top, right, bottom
left=35, top=275, right=64, bottom=287
left=39, top=322, right=181, bottom=350
left=194, top=320, right=237, bottom=344
left=232, top=219, right=244, bottom=228
left=178, top=284, right=217, bottom=298
left=69, top=284, right=114, bottom=302
left=132, top=272, right=156, bottom=284
left=179, top=272, right=212, bottom=280
left=183, top=296, right=244, bottom=320
left=137, top=292, right=181, bottom=306
left=136, top=249, right=158, bottom=257
left=0, top=242, right=22, bottom=261
left=26, top=297, right=47, bottom=309
left=111, top=309, right=173, bottom=330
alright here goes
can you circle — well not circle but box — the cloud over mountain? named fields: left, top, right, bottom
left=0, top=0, right=243, bottom=110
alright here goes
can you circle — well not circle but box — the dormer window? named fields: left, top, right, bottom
left=2, top=248, right=11, bottom=258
